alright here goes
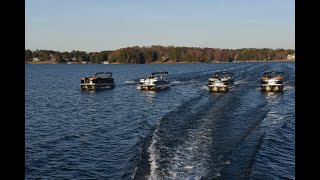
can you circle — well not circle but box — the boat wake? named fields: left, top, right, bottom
left=148, top=122, right=160, bottom=180
left=170, top=80, right=184, bottom=85
left=200, top=85, right=209, bottom=91
left=283, top=86, right=295, bottom=91
left=234, top=80, right=251, bottom=85
left=125, top=80, right=137, bottom=85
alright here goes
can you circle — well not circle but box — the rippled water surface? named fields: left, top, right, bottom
left=25, top=62, right=295, bottom=179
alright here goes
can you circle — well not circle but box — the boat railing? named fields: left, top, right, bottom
left=151, top=71, right=169, bottom=76
left=95, top=72, right=113, bottom=78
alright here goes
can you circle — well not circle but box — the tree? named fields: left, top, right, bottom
left=98, top=51, right=109, bottom=63
left=25, top=49, right=33, bottom=62
left=53, top=53, right=65, bottom=63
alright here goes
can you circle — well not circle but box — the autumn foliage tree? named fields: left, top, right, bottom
left=25, top=46, right=294, bottom=64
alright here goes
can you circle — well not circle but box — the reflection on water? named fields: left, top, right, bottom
left=200, top=85, right=209, bottom=91
left=81, top=88, right=114, bottom=95
left=140, top=90, right=156, bottom=96
left=263, top=91, right=284, bottom=105
left=139, top=90, right=157, bottom=104
left=283, top=85, right=295, bottom=91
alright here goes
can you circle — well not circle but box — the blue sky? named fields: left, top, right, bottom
left=25, top=0, right=295, bottom=52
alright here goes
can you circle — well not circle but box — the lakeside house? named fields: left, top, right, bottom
left=32, top=57, right=40, bottom=61
left=287, top=53, right=295, bottom=60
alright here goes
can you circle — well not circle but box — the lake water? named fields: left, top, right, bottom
left=25, top=62, right=295, bottom=179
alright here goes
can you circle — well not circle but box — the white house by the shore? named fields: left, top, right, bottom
left=287, top=53, right=295, bottom=60
left=32, top=57, right=40, bottom=61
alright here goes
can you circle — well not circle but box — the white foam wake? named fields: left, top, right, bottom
left=200, top=85, right=209, bottom=91
left=125, top=80, right=136, bottom=85
left=148, top=122, right=160, bottom=180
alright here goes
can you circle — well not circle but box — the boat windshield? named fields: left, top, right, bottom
left=152, top=71, right=168, bottom=76
left=95, top=72, right=113, bottom=78
left=262, top=71, right=284, bottom=78
left=214, top=71, right=234, bottom=78
left=150, top=71, right=169, bottom=78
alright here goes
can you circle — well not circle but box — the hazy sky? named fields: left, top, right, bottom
left=25, top=0, right=295, bottom=52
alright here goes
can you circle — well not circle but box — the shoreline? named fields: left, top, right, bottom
left=25, top=59, right=294, bottom=64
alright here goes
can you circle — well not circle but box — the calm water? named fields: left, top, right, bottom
left=25, top=62, right=295, bottom=179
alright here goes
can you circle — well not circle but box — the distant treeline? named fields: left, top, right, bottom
left=25, top=45, right=295, bottom=64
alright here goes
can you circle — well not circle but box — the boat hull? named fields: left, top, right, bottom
left=139, top=84, right=170, bottom=91
left=260, top=79, right=283, bottom=92
left=81, top=83, right=115, bottom=90
left=261, top=85, right=283, bottom=92
left=208, top=85, right=230, bottom=92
